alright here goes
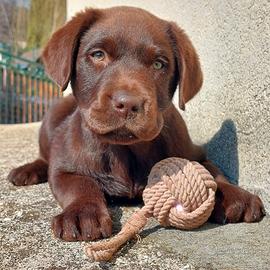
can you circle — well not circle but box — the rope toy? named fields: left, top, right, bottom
left=84, top=157, right=217, bottom=261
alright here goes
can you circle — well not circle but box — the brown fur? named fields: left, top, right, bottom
left=8, top=6, right=265, bottom=241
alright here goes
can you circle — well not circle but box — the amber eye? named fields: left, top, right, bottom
left=91, top=50, right=105, bottom=61
left=152, top=60, right=164, bottom=70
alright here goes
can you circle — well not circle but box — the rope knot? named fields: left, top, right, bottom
left=144, top=158, right=217, bottom=229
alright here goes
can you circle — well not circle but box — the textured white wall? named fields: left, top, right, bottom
left=67, top=0, right=270, bottom=211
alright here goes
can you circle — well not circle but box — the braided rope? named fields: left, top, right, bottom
left=84, top=157, right=217, bottom=261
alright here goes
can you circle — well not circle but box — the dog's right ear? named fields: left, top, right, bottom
left=42, top=8, right=100, bottom=91
left=168, top=22, right=203, bottom=110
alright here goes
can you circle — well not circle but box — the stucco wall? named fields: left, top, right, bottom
left=67, top=0, right=270, bottom=211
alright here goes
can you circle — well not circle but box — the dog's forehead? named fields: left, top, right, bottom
left=82, top=7, right=170, bottom=48
left=103, top=7, right=165, bottom=28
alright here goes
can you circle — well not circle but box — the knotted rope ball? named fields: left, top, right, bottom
left=84, top=157, right=217, bottom=261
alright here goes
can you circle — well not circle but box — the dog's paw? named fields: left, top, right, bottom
left=7, top=160, right=48, bottom=186
left=210, top=184, right=265, bottom=224
left=52, top=201, right=112, bottom=241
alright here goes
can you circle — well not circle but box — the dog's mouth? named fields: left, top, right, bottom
left=99, top=128, right=140, bottom=145
left=82, top=108, right=164, bottom=145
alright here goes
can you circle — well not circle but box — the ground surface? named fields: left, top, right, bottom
left=0, top=123, right=269, bottom=270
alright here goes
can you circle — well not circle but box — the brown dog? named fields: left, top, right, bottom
left=8, top=6, right=265, bottom=241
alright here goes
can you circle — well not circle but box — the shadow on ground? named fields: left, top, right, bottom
left=204, top=119, right=239, bottom=185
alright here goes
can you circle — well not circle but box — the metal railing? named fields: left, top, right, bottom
left=0, top=49, right=62, bottom=124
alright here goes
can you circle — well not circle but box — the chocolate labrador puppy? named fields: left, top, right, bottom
left=8, top=6, right=265, bottom=241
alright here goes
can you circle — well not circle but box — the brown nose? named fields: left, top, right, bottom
left=111, top=91, right=144, bottom=117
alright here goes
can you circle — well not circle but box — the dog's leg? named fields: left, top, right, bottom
left=49, top=172, right=112, bottom=241
left=8, top=158, right=48, bottom=186
left=202, top=160, right=265, bottom=224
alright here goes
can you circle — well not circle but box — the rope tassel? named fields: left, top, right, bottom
left=85, top=210, right=149, bottom=261
left=84, top=158, right=217, bottom=261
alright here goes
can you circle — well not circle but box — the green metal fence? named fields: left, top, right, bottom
left=0, top=49, right=61, bottom=124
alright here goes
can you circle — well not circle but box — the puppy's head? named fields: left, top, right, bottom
left=42, top=6, right=202, bottom=145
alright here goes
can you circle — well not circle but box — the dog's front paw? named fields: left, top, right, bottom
left=52, top=200, right=112, bottom=241
left=7, top=159, right=47, bottom=186
left=210, top=183, right=265, bottom=224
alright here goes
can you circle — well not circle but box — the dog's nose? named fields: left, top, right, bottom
left=111, top=91, right=144, bottom=117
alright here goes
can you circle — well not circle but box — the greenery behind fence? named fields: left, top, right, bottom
left=0, top=0, right=66, bottom=124
left=0, top=49, right=61, bottom=124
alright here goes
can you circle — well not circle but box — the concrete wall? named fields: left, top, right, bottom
left=67, top=0, right=270, bottom=212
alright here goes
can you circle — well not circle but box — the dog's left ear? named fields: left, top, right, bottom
left=168, top=22, right=203, bottom=110
left=42, top=8, right=100, bottom=91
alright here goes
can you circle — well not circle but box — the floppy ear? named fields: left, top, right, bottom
left=42, top=8, right=100, bottom=90
left=169, top=22, right=203, bottom=110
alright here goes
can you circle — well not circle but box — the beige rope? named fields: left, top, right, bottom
left=84, top=157, right=217, bottom=261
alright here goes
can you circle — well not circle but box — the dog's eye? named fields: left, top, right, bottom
left=91, top=50, right=105, bottom=61
left=152, top=60, right=164, bottom=70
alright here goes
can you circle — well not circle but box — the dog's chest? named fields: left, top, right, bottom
left=93, top=144, right=167, bottom=198
left=91, top=151, right=149, bottom=198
